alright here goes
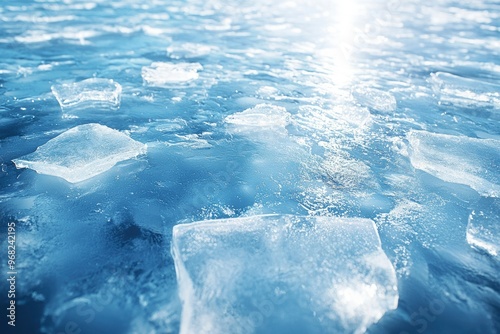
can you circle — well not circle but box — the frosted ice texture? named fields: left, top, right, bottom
left=407, top=130, right=500, bottom=197
left=141, top=62, right=203, bottom=87
left=51, top=78, right=122, bottom=110
left=172, top=215, right=398, bottom=334
left=467, top=197, right=500, bottom=256
left=13, top=123, right=147, bottom=183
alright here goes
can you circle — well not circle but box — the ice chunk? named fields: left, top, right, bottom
left=141, top=62, right=202, bottom=87
left=172, top=215, right=398, bottom=334
left=13, top=124, right=147, bottom=183
left=351, top=86, right=397, bottom=113
left=51, top=78, right=122, bottom=110
left=407, top=130, right=500, bottom=197
left=428, top=72, right=500, bottom=108
left=166, top=42, right=218, bottom=59
left=467, top=197, right=500, bottom=256
left=224, top=104, right=291, bottom=134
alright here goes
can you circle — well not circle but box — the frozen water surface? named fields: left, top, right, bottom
left=172, top=215, right=397, bottom=334
left=0, top=0, right=499, bottom=333
left=13, top=124, right=147, bottom=183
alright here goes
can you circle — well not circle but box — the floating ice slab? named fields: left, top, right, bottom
left=428, top=72, right=500, bottom=108
left=351, top=86, right=397, bottom=113
left=13, top=123, right=147, bottom=183
left=141, top=62, right=202, bottom=87
left=172, top=215, right=398, bottom=334
left=51, top=78, right=122, bottom=110
left=224, top=104, right=291, bottom=134
left=407, top=130, right=500, bottom=197
left=467, top=197, right=500, bottom=256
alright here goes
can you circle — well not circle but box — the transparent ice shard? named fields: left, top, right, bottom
left=172, top=215, right=398, bottom=334
left=407, top=130, right=500, bottom=197
left=51, top=78, right=122, bottom=110
left=428, top=72, right=500, bottom=108
left=13, top=123, right=147, bottom=183
left=141, top=62, right=202, bottom=87
left=467, top=197, right=500, bottom=256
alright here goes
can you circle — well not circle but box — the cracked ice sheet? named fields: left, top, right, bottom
left=12, top=123, right=147, bottom=183
left=407, top=130, right=500, bottom=197
left=172, top=215, right=398, bottom=334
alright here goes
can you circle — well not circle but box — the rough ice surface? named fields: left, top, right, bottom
left=13, top=124, right=147, bottom=183
left=428, top=72, right=500, bottom=108
left=51, top=78, right=122, bottom=110
left=172, top=215, right=398, bottom=334
left=351, top=86, right=397, bottom=113
left=224, top=104, right=291, bottom=134
left=407, top=130, right=500, bottom=197
left=141, top=62, right=203, bottom=87
left=467, top=197, right=500, bottom=256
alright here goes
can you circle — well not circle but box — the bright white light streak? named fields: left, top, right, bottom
left=325, top=0, right=360, bottom=86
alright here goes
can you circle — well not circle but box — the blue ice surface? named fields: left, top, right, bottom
left=0, top=0, right=499, bottom=333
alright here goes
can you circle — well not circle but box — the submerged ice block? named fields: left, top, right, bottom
left=13, top=123, right=147, bottom=183
left=141, top=62, right=202, bottom=87
left=407, top=130, right=500, bottom=197
left=467, top=197, right=500, bottom=257
left=172, top=215, right=398, bottom=334
left=51, top=78, right=122, bottom=110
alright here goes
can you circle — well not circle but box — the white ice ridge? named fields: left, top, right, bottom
left=51, top=78, right=122, bottom=110
left=172, top=215, right=398, bottom=334
left=141, top=62, right=202, bottom=87
left=428, top=72, right=500, bottom=108
left=224, top=104, right=291, bottom=133
left=466, top=197, right=500, bottom=257
left=407, top=130, right=500, bottom=197
left=13, top=123, right=147, bottom=183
